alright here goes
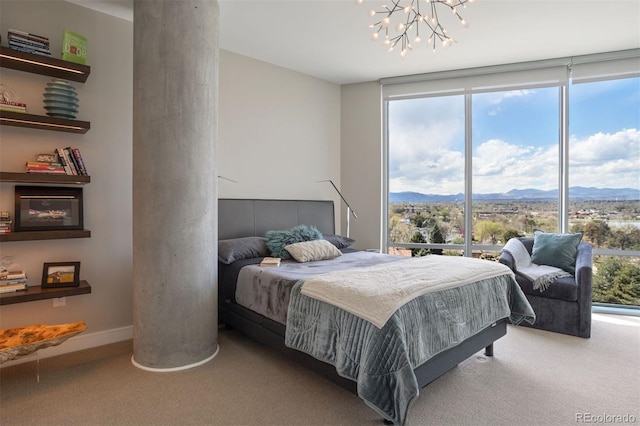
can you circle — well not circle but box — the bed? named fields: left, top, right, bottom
left=218, top=199, right=535, bottom=425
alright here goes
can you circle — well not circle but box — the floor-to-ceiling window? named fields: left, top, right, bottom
left=383, top=50, right=639, bottom=309
left=568, top=71, right=640, bottom=308
left=472, top=87, right=561, bottom=246
left=387, top=95, right=465, bottom=255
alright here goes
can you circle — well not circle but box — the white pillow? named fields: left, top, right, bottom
left=284, top=239, right=342, bottom=263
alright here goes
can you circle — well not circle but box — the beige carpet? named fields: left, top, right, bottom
left=1, top=313, right=639, bottom=426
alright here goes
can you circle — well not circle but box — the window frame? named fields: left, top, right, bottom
left=382, top=49, right=640, bottom=264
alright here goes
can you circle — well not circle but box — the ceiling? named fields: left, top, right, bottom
left=68, top=0, right=640, bottom=85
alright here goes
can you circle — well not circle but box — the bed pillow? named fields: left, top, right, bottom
left=323, top=234, right=355, bottom=249
left=285, top=239, right=342, bottom=263
left=218, top=236, right=269, bottom=264
left=265, top=225, right=323, bottom=260
left=531, top=231, right=583, bottom=274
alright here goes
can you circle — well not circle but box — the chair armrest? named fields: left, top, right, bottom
left=498, top=251, right=515, bottom=270
left=574, top=242, right=593, bottom=302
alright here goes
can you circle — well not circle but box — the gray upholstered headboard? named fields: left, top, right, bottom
left=218, top=199, right=335, bottom=240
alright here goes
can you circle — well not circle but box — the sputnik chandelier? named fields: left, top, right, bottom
left=357, top=0, right=474, bottom=57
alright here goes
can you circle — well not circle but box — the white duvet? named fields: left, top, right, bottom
left=301, top=255, right=515, bottom=328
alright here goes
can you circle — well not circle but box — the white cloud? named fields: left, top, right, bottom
left=390, top=128, right=639, bottom=194
left=569, top=129, right=640, bottom=188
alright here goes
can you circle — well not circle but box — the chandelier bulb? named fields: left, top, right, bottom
left=404, top=5, right=411, bottom=13
left=382, top=17, right=390, bottom=27
left=400, top=49, right=407, bottom=58
left=396, top=22, right=404, bottom=32
left=415, top=36, right=422, bottom=43
left=369, top=9, right=376, bottom=17
left=371, top=32, right=379, bottom=41
left=461, top=19, right=468, bottom=28
left=355, top=0, right=363, bottom=4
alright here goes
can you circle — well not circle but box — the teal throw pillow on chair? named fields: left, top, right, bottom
left=531, top=231, right=583, bottom=274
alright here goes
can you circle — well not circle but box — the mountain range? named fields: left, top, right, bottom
left=389, top=187, right=640, bottom=203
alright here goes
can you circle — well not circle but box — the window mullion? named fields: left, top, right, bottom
left=560, top=82, right=570, bottom=232
left=464, top=93, right=473, bottom=257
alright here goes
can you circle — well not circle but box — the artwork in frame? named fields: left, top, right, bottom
left=14, top=186, right=83, bottom=232
left=41, top=262, right=81, bottom=288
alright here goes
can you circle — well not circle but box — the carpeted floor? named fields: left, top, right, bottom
left=1, top=313, right=639, bottom=426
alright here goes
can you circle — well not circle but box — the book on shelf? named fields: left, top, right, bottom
left=0, top=269, right=27, bottom=289
left=70, top=147, right=88, bottom=175
left=26, top=161, right=66, bottom=174
left=56, top=147, right=74, bottom=175
left=0, top=212, right=11, bottom=233
left=7, top=34, right=49, bottom=49
left=7, top=30, right=52, bottom=56
left=0, top=100, right=27, bottom=113
left=65, top=147, right=81, bottom=175
left=8, top=38, right=51, bottom=53
left=0, top=269, right=26, bottom=281
left=260, top=257, right=281, bottom=267
left=0, top=282, right=28, bottom=293
left=8, top=28, right=50, bottom=44
left=61, top=29, right=87, bottom=65
left=8, top=45, right=52, bottom=57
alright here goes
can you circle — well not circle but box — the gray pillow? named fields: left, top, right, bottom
left=218, top=237, right=269, bottom=264
left=323, top=234, right=355, bottom=249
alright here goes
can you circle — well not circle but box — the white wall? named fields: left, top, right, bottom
left=341, top=82, right=382, bottom=250
left=0, top=2, right=344, bottom=357
left=218, top=50, right=342, bottom=212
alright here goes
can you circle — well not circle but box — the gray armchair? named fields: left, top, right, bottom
left=499, top=237, right=593, bottom=338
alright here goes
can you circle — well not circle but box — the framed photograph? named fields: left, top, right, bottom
left=14, top=186, right=83, bottom=232
left=42, top=262, right=81, bottom=288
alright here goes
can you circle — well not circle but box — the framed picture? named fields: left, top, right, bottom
left=42, top=262, right=81, bottom=288
left=14, top=186, right=83, bottom=232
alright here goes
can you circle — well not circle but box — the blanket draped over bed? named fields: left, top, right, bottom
left=301, top=255, right=517, bottom=328
left=284, top=256, right=535, bottom=426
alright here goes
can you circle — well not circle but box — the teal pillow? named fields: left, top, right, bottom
left=531, top=231, right=583, bottom=274
left=265, top=225, right=323, bottom=260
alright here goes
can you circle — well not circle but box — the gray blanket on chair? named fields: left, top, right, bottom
left=285, top=272, right=535, bottom=425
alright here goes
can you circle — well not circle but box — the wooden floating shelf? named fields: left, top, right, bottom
left=0, top=229, right=91, bottom=242
left=0, top=172, right=90, bottom=185
left=0, top=110, right=90, bottom=134
left=0, top=280, right=91, bottom=305
left=0, top=46, right=90, bottom=83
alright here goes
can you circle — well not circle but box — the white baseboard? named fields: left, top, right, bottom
left=1, top=325, right=133, bottom=368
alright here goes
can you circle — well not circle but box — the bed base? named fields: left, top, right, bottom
left=219, top=301, right=507, bottom=393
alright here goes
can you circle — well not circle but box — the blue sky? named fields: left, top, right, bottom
left=388, top=77, right=640, bottom=195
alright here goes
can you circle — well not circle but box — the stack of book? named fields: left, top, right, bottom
left=26, top=161, right=66, bottom=174
left=0, top=212, right=12, bottom=234
left=8, top=28, right=51, bottom=57
left=55, top=147, right=88, bottom=176
left=0, top=269, right=28, bottom=293
left=0, top=100, right=27, bottom=113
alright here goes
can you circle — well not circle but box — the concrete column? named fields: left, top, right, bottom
left=132, top=0, right=219, bottom=370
